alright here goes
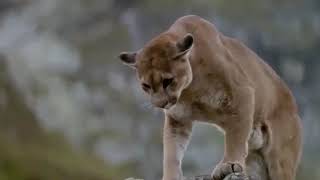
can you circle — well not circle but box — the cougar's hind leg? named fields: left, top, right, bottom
left=246, top=123, right=270, bottom=180
left=262, top=114, right=302, bottom=180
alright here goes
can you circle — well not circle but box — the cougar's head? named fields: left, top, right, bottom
left=119, top=33, right=193, bottom=109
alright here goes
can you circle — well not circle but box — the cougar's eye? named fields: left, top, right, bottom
left=163, top=78, right=174, bottom=89
left=142, top=83, right=151, bottom=92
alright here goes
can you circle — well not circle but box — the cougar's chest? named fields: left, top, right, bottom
left=166, top=102, right=193, bottom=121
left=166, top=88, right=229, bottom=122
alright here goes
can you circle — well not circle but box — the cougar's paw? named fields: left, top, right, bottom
left=211, top=162, right=244, bottom=180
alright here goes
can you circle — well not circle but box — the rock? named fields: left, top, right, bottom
left=188, top=172, right=249, bottom=180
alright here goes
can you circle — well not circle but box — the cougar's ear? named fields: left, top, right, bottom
left=174, top=33, right=193, bottom=59
left=177, top=33, right=193, bottom=52
left=119, top=52, right=137, bottom=68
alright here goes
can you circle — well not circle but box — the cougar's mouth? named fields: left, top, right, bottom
left=163, top=102, right=174, bottom=109
left=160, top=97, right=178, bottom=109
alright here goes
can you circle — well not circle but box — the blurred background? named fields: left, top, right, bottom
left=0, top=0, right=319, bottom=179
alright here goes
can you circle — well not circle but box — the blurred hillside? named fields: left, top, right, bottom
left=0, top=0, right=319, bottom=179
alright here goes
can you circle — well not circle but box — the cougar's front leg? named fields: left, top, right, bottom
left=163, top=115, right=193, bottom=180
left=212, top=87, right=255, bottom=180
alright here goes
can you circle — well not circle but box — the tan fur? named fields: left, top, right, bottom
left=119, top=15, right=302, bottom=180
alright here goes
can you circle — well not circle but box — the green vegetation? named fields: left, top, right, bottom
left=0, top=135, right=132, bottom=180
